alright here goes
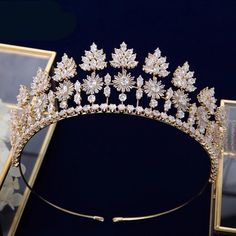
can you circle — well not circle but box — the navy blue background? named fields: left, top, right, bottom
left=0, top=0, right=236, bottom=235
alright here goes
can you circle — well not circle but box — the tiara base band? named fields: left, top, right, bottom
left=12, top=103, right=219, bottom=182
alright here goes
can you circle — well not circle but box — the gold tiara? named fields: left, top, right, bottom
left=9, top=42, right=226, bottom=222
left=10, top=42, right=225, bottom=186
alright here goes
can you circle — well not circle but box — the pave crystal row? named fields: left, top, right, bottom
left=10, top=42, right=225, bottom=183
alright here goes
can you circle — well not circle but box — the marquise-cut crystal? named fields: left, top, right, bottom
left=104, top=73, right=111, bottom=84
left=104, top=86, right=111, bottom=97
left=74, top=93, right=81, bottom=105
left=137, top=76, right=144, bottom=87
left=164, top=100, right=171, bottom=112
left=136, top=89, right=143, bottom=100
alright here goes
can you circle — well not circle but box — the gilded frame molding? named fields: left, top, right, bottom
left=0, top=43, right=56, bottom=235
left=213, top=99, right=236, bottom=234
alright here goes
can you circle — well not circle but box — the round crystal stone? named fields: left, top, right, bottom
left=177, top=110, right=185, bottom=119
left=150, top=99, right=158, bottom=108
left=60, top=101, right=67, bottom=109
left=88, top=80, right=97, bottom=89
left=120, top=76, right=129, bottom=86
left=119, top=93, right=127, bottom=102
left=88, top=95, right=96, bottom=103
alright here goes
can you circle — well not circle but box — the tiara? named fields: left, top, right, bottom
left=9, top=42, right=225, bottom=222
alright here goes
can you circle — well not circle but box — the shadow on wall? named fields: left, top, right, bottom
left=0, top=1, right=77, bottom=40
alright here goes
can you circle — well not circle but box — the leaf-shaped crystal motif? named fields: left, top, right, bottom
left=52, top=53, right=77, bottom=82
left=144, top=77, right=165, bottom=99
left=47, top=91, right=56, bottom=114
left=10, top=110, right=19, bottom=147
left=113, top=70, right=135, bottom=92
left=188, top=103, right=197, bottom=125
left=82, top=72, right=103, bottom=94
left=172, top=62, right=196, bottom=92
left=32, top=94, right=48, bottom=120
left=197, top=87, right=217, bottom=114
left=31, top=68, right=50, bottom=96
left=110, top=42, right=138, bottom=69
left=196, top=106, right=210, bottom=133
left=17, top=85, right=30, bottom=108
left=143, top=48, right=169, bottom=77
left=80, top=43, right=107, bottom=71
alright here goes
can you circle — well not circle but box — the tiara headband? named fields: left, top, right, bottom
left=10, top=42, right=225, bottom=222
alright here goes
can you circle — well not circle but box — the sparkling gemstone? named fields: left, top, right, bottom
left=190, top=126, right=195, bottom=133
left=137, top=76, right=144, bottom=87
left=59, top=110, right=66, bottom=116
left=88, top=94, right=96, bottom=103
left=160, top=112, right=167, bottom=119
left=120, top=76, right=129, bottom=86
left=104, top=86, right=111, bottom=97
left=75, top=106, right=83, bottom=113
left=176, top=119, right=182, bottom=126
left=100, top=103, right=108, bottom=110
left=67, top=107, right=75, bottom=115
left=74, top=81, right=81, bottom=91
left=118, top=104, right=125, bottom=111
left=166, top=88, right=173, bottom=100
left=127, top=105, right=134, bottom=112
left=153, top=110, right=160, bottom=117
left=104, top=73, right=111, bottom=84
left=48, top=103, right=54, bottom=113
left=35, top=110, right=41, bottom=121
left=168, top=116, right=175, bottom=122
left=145, top=108, right=152, bottom=115
left=149, top=99, right=158, bottom=108
left=183, top=122, right=189, bottom=129
left=119, top=93, right=127, bottom=102
left=87, top=79, right=97, bottom=88
left=48, top=91, right=55, bottom=102
left=177, top=110, right=185, bottom=119
left=60, top=101, right=67, bottom=109
left=92, top=104, right=99, bottom=110
left=136, top=106, right=144, bottom=113
left=74, top=93, right=81, bottom=104
left=109, top=104, right=117, bottom=111
left=136, top=89, right=143, bottom=100
left=83, top=105, right=91, bottom=112
left=164, top=100, right=171, bottom=111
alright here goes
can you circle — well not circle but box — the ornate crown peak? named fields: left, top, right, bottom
left=11, top=43, right=226, bottom=183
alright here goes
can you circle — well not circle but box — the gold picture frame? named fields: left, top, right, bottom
left=213, top=99, right=236, bottom=234
left=0, top=43, right=56, bottom=235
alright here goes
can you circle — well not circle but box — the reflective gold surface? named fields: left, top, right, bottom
left=0, top=44, right=56, bottom=236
